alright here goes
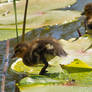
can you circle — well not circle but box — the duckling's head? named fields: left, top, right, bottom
left=81, top=3, right=92, bottom=30
left=81, top=3, right=92, bottom=17
left=12, top=42, right=30, bottom=58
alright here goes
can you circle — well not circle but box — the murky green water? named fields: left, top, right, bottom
left=0, top=0, right=92, bottom=92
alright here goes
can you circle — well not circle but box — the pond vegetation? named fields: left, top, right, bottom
left=0, top=0, right=92, bottom=92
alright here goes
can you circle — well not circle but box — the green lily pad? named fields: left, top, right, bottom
left=19, top=86, right=92, bottom=92
left=53, top=37, right=92, bottom=65
left=0, top=0, right=77, bottom=27
left=62, top=59, right=92, bottom=68
left=0, top=10, right=80, bottom=41
left=11, top=58, right=62, bottom=74
left=0, top=0, right=80, bottom=41
left=26, top=10, right=80, bottom=28
left=0, top=10, right=80, bottom=28
left=61, top=59, right=92, bottom=73
left=59, top=37, right=92, bottom=86
left=18, top=75, right=64, bottom=87
left=48, top=37, right=92, bottom=86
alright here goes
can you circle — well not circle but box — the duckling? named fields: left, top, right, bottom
left=81, top=3, right=92, bottom=30
left=12, top=37, right=67, bottom=75
left=81, top=3, right=92, bottom=51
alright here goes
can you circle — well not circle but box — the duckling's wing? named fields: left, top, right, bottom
left=36, top=37, right=68, bottom=57
left=46, top=40, right=67, bottom=57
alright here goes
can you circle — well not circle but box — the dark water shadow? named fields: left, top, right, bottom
left=51, top=0, right=92, bottom=11
left=23, top=21, right=85, bottom=41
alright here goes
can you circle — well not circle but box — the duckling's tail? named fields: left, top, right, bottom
left=51, top=40, right=68, bottom=57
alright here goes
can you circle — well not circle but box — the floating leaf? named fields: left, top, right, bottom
left=26, top=10, right=80, bottom=28
left=56, top=37, right=92, bottom=65
left=61, top=59, right=92, bottom=73
left=0, top=10, right=80, bottom=41
left=0, top=0, right=80, bottom=41
left=11, top=58, right=62, bottom=74
left=62, top=59, right=92, bottom=69
left=19, top=75, right=63, bottom=88
left=0, top=0, right=78, bottom=28
left=11, top=58, right=33, bottom=74
left=19, top=86, right=92, bottom=92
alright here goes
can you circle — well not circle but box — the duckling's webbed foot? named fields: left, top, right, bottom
left=39, top=67, right=48, bottom=75
left=39, top=55, right=48, bottom=75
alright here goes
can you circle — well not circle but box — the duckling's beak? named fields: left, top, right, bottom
left=11, top=54, right=16, bottom=58
left=81, top=11, right=85, bottom=15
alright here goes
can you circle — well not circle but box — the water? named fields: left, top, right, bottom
left=0, top=0, right=91, bottom=92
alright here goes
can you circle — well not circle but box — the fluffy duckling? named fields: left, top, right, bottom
left=81, top=3, right=92, bottom=51
left=12, top=37, right=67, bottom=75
left=82, top=3, right=92, bottom=30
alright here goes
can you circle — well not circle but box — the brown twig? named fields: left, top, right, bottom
left=77, top=29, right=82, bottom=37
left=22, top=0, right=29, bottom=41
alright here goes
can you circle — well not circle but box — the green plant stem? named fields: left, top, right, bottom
left=13, top=0, right=19, bottom=43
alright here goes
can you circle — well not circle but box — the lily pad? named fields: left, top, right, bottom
left=0, top=0, right=79, bottom=28
left=26, top=10, right=80, bottom=28
left=61, top=59, right=92, bottom=73
left=0, top=0, right=80, bottom=41
left=61, top=60, right=92, bottom=87
left=0, top=10, right=80, bottom=41
left=18, top=75, right=64, bottom=87
left=0, top=10, right=80, bottom=28
left=50, top=37, right=92, bottom=86
left=19, top=86, right=92, bottom=92
left=57, top=37, right=92, bottom=65
left=11, top=58, right=62, bottom=74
